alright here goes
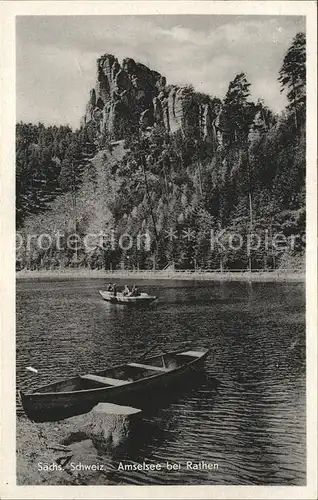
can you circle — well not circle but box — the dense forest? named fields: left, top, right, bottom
left=16, top=32, right=306, bottom=272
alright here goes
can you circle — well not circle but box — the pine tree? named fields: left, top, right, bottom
left=58, top=138, right=85, bottom=201
left=278, top=32, right=306, bottom=130
left=223, top=72, right=255, bottom=140
left=223, top=73, right=255, bottom=269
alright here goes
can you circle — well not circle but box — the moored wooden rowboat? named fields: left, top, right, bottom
left=99, top=290, right=157, bottom=305
left=19, top=349, right=209, bottom=422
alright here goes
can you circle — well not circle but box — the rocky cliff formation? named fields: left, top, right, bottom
left=84, top=54, right=217, bottom=143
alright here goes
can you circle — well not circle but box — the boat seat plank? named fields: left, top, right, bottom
left=127, top=362, right=167, bottom=372
left=80, top=374, right=129, bottom=386
left=178, top=350, right=204, bottom=357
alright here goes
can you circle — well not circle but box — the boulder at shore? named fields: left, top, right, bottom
left=17, top=403, right=142, bottom=485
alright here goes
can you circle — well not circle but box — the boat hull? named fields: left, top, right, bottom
left=99, top=290, right=157, bottom=306
left=19, top=350, right=209, bottom=422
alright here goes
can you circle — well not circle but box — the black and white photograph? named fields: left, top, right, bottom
left=0, top=1, right=317, bottom=499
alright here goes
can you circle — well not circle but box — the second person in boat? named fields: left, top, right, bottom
left=131, top=284, right=141, bottom=297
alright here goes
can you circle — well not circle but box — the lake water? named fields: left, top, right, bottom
left=16, top=278, right=306, bottom=485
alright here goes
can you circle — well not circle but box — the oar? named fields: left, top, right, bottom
left=163, top=340, right=193, bottom=354
left=139, top=340, right=193, bottom=362
left=138, top=343, right=160, bottom=360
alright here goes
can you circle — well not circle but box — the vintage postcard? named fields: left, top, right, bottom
left=1, top=1, right=317, bottom=499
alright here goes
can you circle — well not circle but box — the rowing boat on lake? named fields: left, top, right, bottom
left=19, top=349, right=209, bottom=422
left=99, top=290, right=157, bottom=305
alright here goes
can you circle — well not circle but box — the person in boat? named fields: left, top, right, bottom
left=107, top=282, right=113, bottom=291
left=131, top=285, right=140, bottom=297
left=123, top=284, right=130, bottom=296
left=112, top=283, right=117, bottom=297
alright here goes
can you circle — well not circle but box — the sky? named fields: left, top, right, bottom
left=16, top=15, right=305, bottom=129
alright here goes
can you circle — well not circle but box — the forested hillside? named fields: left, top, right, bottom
left=16, top=33, right=306, bottom=272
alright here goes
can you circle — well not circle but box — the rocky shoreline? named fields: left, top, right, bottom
left=17, top=403, right=141, bottom=485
